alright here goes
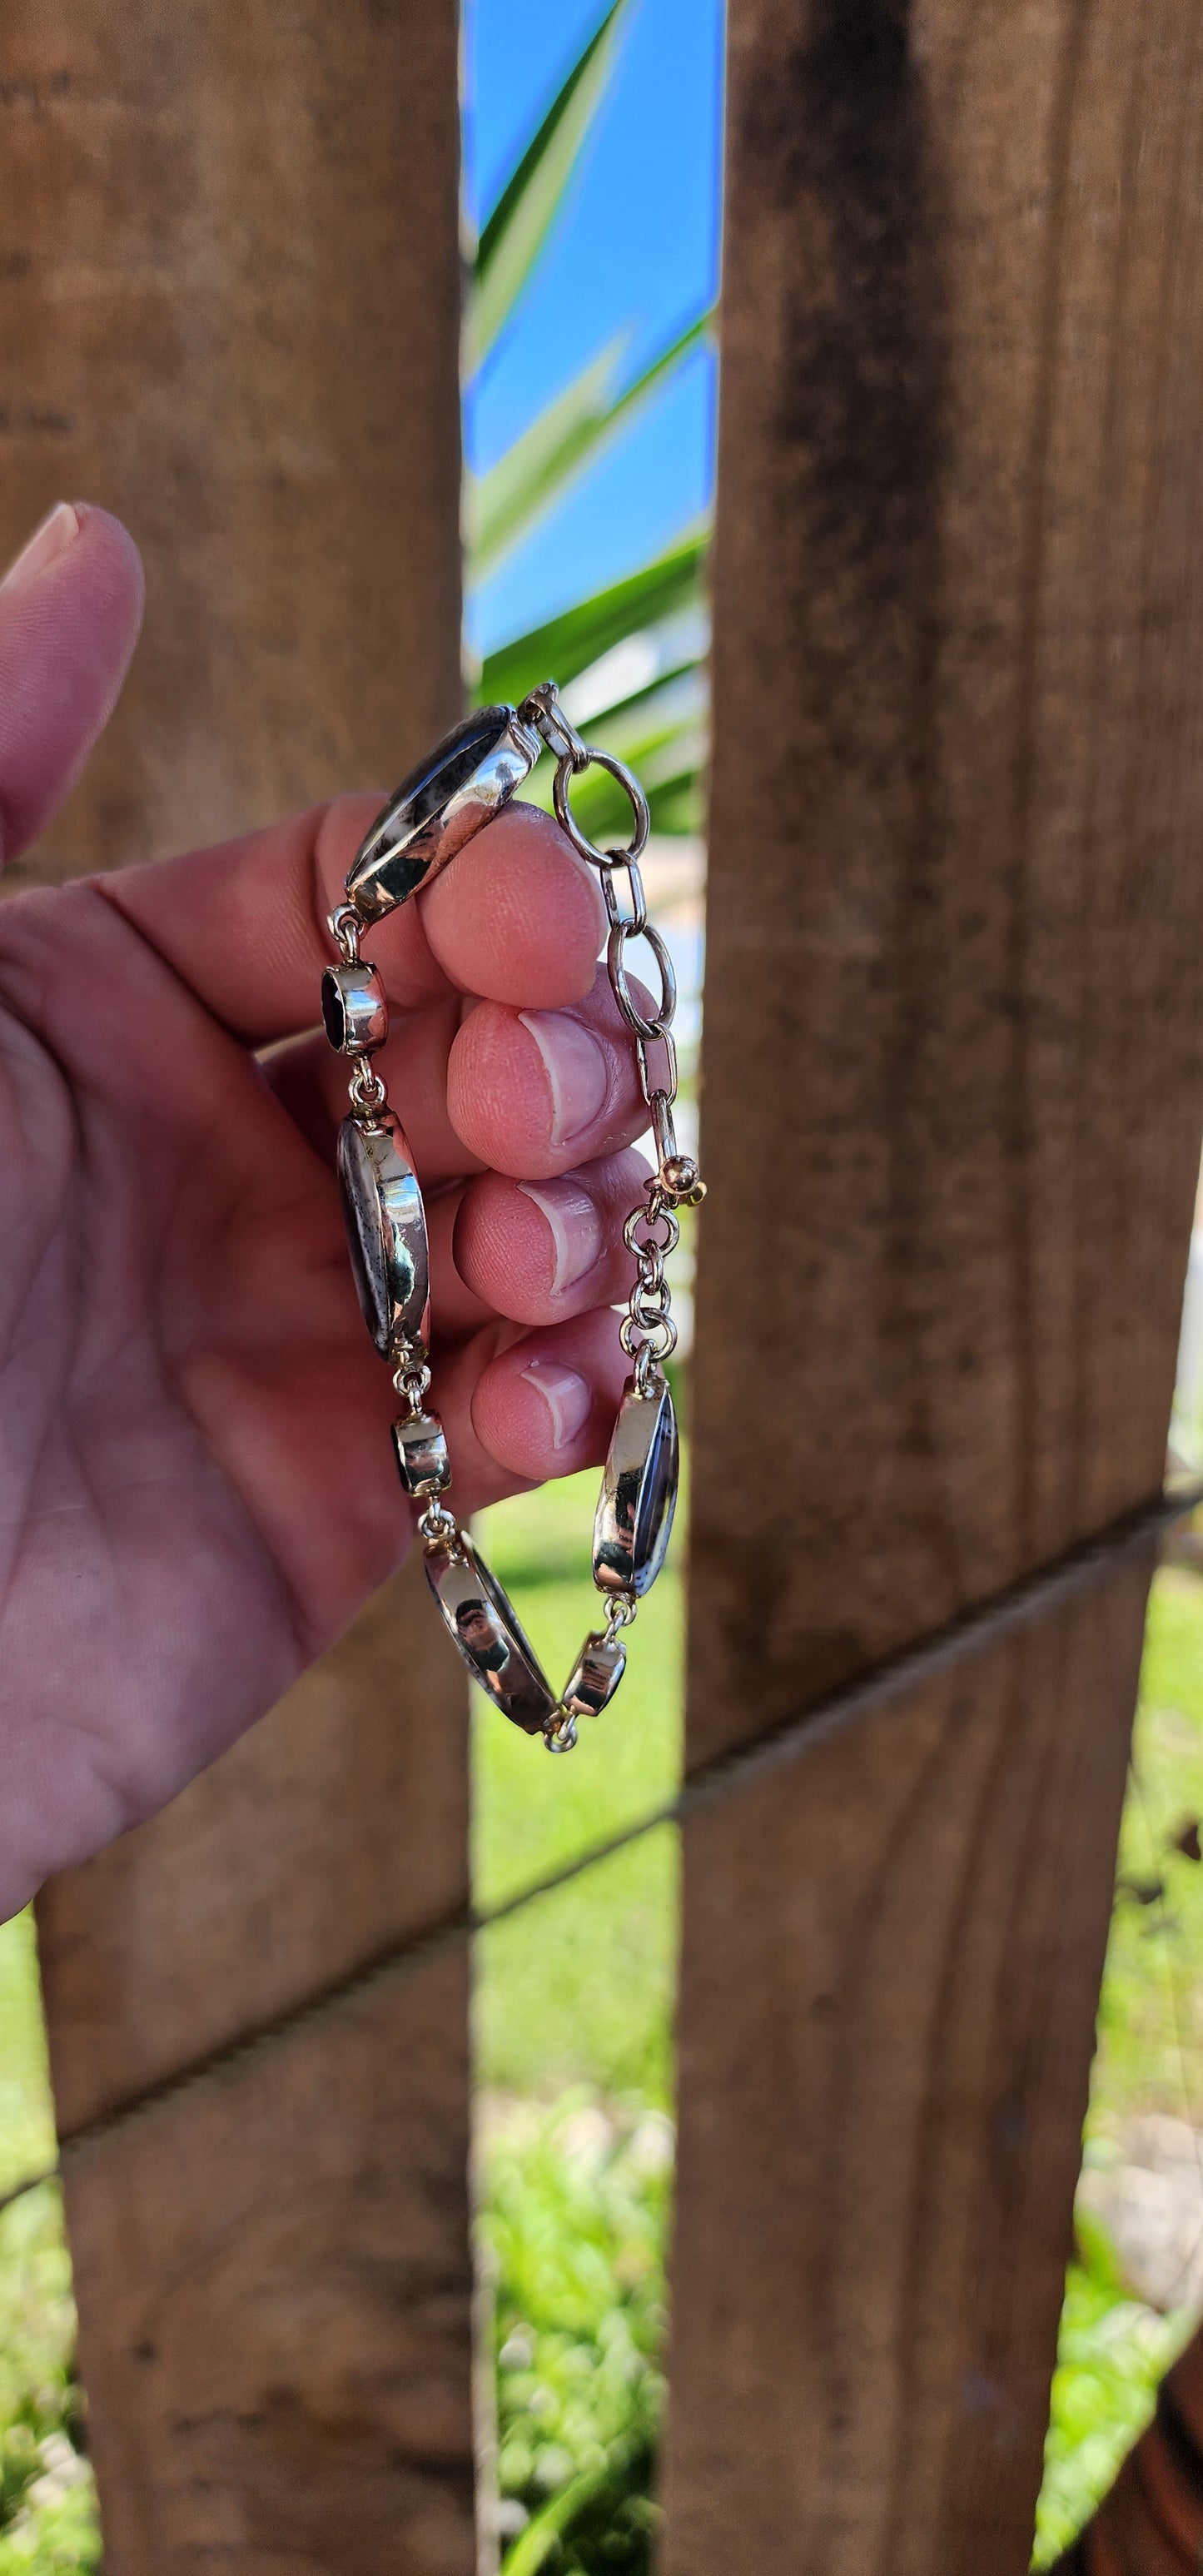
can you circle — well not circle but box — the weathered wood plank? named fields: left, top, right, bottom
left=59, top=1947, right=473, bottom=2576
left=1, top=2, right=472, bottom=2567
left=0, top=0, right=463, bottom=878
left=664, top=1, right=1203, bottom=2567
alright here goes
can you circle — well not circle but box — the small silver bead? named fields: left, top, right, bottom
left=392, top=1410, right=451, bottom=1498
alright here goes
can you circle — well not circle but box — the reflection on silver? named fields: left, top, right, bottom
left=424, top=1532, right=559, bottom=1734
left=345, top=706, right=539, bottom=924
left=593, top=1379, right=679, bottom=1597
left=391, top=1410, right=450, bottom=1499
left=321, top=960, right=387, bottom=1056
left=336, top=1113, right=430, bottom=1359
left=561, top=1630, right=627, bottom=1720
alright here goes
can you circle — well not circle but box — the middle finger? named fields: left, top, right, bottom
left=268, top=962, right=655, bottom=1189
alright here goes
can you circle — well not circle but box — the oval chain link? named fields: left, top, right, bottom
left=515, top=683, right=706, bottom=1395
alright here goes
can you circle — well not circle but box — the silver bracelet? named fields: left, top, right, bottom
left=322, top=685, right=703, bottom=1753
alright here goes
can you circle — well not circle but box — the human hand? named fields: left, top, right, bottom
left=0, top=504, right=649, bottom=1916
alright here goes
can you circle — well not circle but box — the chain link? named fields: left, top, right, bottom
left=392, top=1356, right=432, bottom=1415
left=329, top=903, right=362, bottom=967
left=518, top=680, right=706, bottom=1395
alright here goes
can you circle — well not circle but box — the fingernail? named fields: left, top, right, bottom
left=519, top=1010, right=609, bottom=1148
left=519, top=1359, right=594, bottom=1452
left=0, top=502, right=81, bottom=597
left=519, top=1178, right=604, bottom=1295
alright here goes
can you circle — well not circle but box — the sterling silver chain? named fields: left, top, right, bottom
left=323, top=683, right=703, bottom=1753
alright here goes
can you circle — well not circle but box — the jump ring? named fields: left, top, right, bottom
left=608, top=919, right=677, bottom=1042
left=350, top=1061, right=387, bottom=1114
left=624, top=1207, right=679, bottom=1256
left=602, top=860, right=648, bottom=935
left=329, top=902, right=362, bottom=965
left=553, top=749, right=649, bottom=871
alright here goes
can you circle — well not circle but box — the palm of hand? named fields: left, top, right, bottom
left=0, top=505, right=646, bottom=1914
left=0, top=877, right=402, bottom=1888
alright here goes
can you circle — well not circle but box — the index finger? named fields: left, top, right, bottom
left=99, top=790, right=605, bottom=1044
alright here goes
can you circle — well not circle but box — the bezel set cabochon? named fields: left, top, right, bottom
left=593, top=1378, right=679, bottom=1598
left=336, top=1112, right=430, bottom=1360
left=345, top=704, right=539, bottom=922
left=424, top=1531, right=559, bottom=1735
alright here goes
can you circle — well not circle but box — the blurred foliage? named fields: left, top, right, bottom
left=1031, top=2206, right=1189, bottom=2569
left=481, top=2101, right=669, bottom=2575
left=1085, top=1567, right=1203, bottom=2121
left=1031, top=1564, right=1203, bottom=2562
left=0, top=1917, right=97, bottom=2573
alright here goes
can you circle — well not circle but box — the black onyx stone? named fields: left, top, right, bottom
left=321, top=969, right=347, bottom=1050
left=633, top=1388, right=679, bottom=1590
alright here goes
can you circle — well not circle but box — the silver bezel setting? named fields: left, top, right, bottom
left=593, top=1378, right=679, bottom=1598
left=336, top=1111, right=430, bottom=1360
left=345, top=705, right=539, bottom=923
left=424, top=1532, right=559, bottom=1735
left=561, top=1630, right=628, bottom=1720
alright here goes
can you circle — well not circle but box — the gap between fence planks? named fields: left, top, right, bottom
left=664, top=3, right=1203, bottom=2573
left=0, top=5, right=473, bottom=2570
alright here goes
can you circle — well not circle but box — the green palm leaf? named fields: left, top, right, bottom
left=469, top=316, right=710, bottom=580
left=465, top=0, right=632, bottom=378
left=480, top=535, right=708, bottom=709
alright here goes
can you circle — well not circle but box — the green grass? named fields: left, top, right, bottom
left=480, top=2096, right=669, bottom=2574
left=1031, top=2209, right=1189, bottom=2569
left=1031, top=1564, right=1203, bottom=2565
left=474, top=1469, right=682, bottom=2106
left=0, top=1916, right=97, bottom=2572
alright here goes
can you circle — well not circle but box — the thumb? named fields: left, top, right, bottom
left=0, top=500, right=144, bottom=867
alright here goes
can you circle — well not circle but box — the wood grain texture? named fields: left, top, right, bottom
left=663, top=2, right=1203, bottom=2569
left=58, top=1948, right=473, bottom=2576
left=2, top=2, right=473, bottom=2565
left=0, top=0, right=464, bottom=878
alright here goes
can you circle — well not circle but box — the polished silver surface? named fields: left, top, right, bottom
left=345, top=706, right=539, bottom=924
left=321, top=959, right=388, bottom=1056
left=561, top=1629, right=627, bottom=1720
left=593, top=1378, right=679, bottom=1598
left=550, top=742, right=650, bottom=871
left=608, top=918, right=677, bottom=1042
left=391, top=1410, right=450, bottom=1499
left=336, top=1112, right=430, bottom=1360
left=424, top=1532, right=559, bottom=1734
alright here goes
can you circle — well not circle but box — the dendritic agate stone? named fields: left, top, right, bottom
left=345, top=706, right=539, bottom=922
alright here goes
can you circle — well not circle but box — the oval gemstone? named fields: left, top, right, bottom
left=336, top=1113, right=430, bottom=1358
left=425, top=1532, right=558, bottom=1735
left=345, top=706, right=539, bottom=922
left=593, top=1380, right=679, bottom=1598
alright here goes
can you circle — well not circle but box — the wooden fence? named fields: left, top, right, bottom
left=3, top=2, right=1203, bottom=2570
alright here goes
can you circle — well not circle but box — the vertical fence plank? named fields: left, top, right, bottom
left=664, top=2, right=1203, bottom=2570
left=1, top=4, right=471, bottom=2569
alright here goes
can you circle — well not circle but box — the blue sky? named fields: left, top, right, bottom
left=463, top=0, right=724, bottom=657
